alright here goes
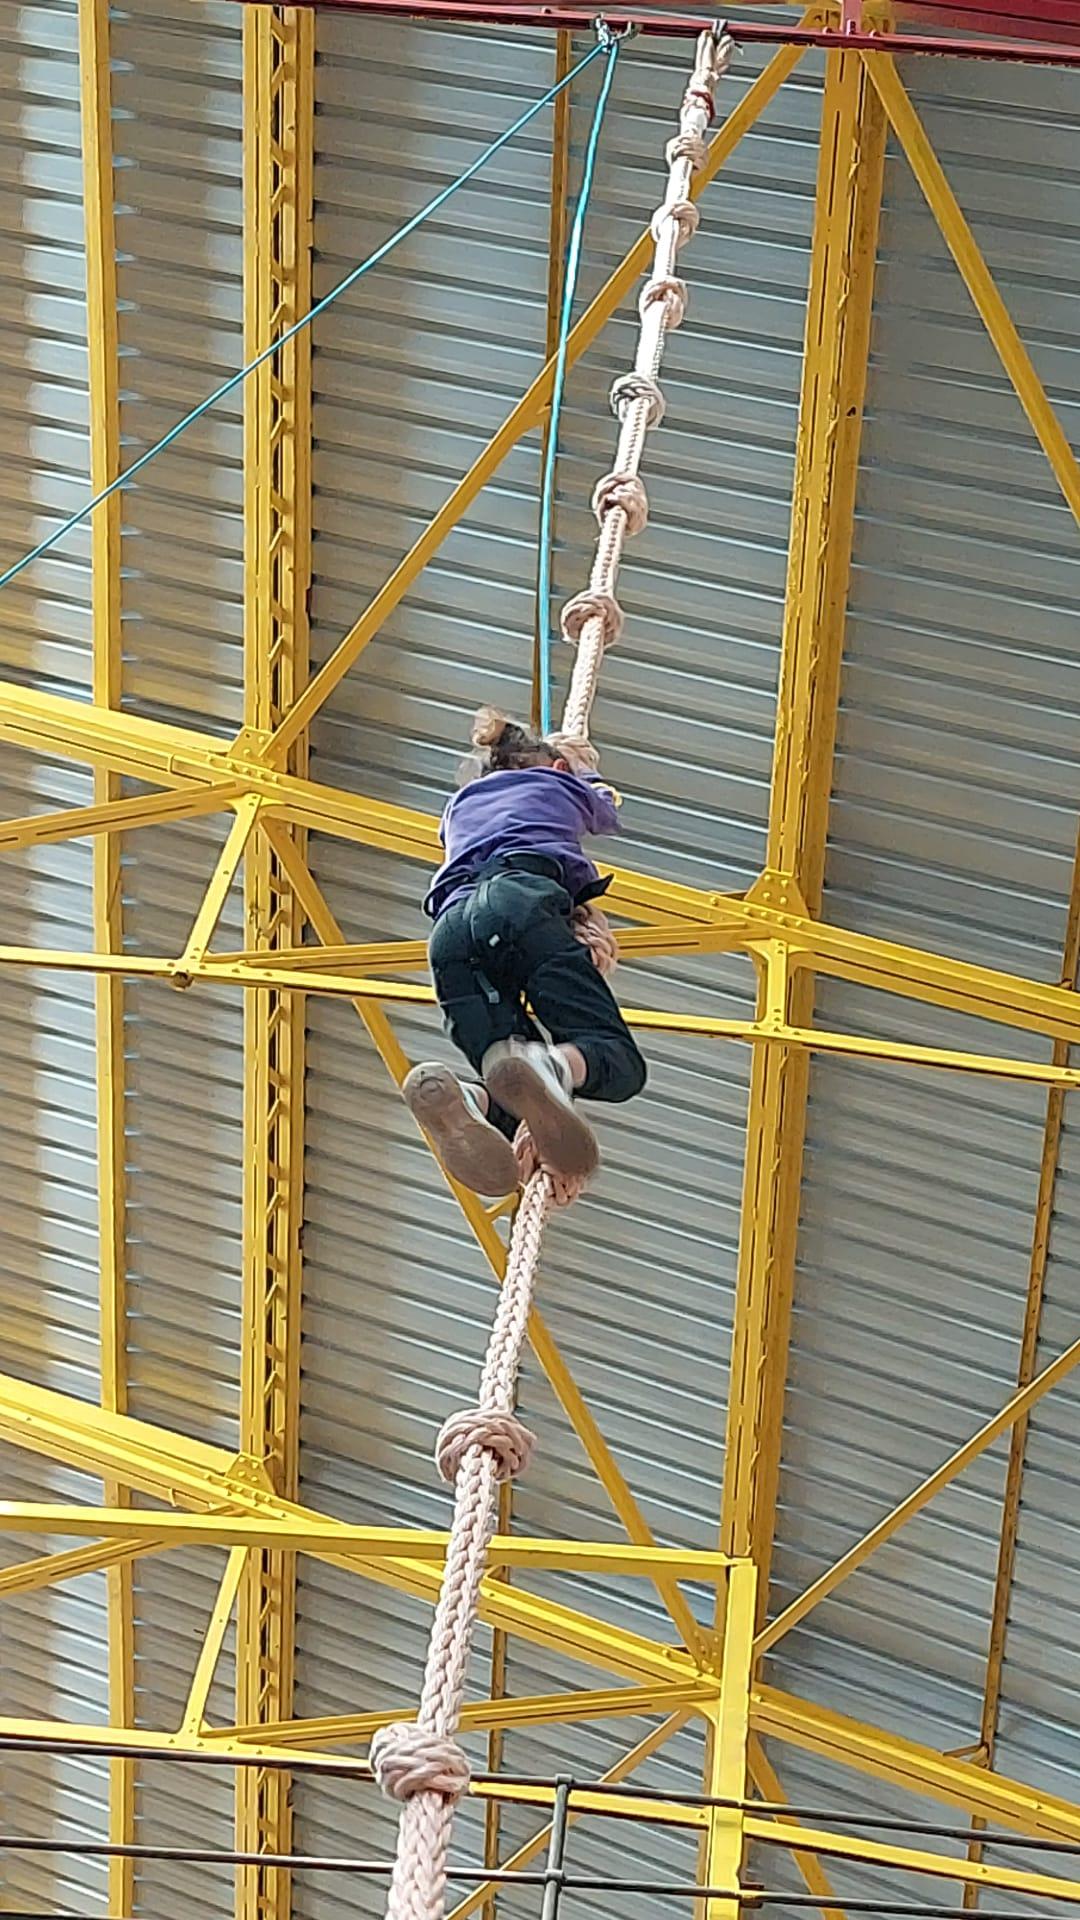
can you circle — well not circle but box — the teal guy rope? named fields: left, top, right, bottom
left=536, top=31, right=621, bottom=739
left=0, top=40, right=608, bottom=599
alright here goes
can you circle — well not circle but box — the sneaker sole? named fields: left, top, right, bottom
left=403, top=1066, right=519, bottom=1198
left=484, top=1055, right=599, bottom=1181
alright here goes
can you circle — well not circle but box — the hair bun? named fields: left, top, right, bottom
left=471, top=705, right=511, bottom=749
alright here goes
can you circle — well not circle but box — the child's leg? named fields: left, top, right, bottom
left=474, top=873, right=642, bottom=1178
left=528, top=941, right=647, bottom=1107
left=428, top=899, right=540, bottom=1139
left=403, top=901, right=527, bottom=1195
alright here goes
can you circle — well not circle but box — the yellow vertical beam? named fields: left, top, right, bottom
left=239, top=11, right=314, bottom=1920
left=720, top=51, right=886, bottom=1596
left=78, top=0, right=133, bottom=1908
left=748, top=1735, right=847, bottom=1920
left=700, top=1562, right=756, bottom=1920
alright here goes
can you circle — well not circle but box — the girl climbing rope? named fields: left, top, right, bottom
left=403, top=706, right=647, bottom=1197
left=374, top=31, right=733, bottom=1920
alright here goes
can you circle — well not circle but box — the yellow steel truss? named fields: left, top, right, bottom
left=1, top=19, right=1079, bottom=1917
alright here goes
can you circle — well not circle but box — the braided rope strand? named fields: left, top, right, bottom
left=375, top=1176, right=552, bottom=1920
left=561, top=27, right=732, bottom=740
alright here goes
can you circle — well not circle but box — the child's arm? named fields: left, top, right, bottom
left=578, top=773, right=621, bottom=837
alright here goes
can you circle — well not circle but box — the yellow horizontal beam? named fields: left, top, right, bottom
left=215, top=1682, right=716, bottom=1749
left=2, top=941, right=1077, bottom=1091
left=747, top=1814, right=1080, bottom=1904
left=0, top=1372, right=694, bottom=1689
left=472, top=1778, right=708, bottom=1829
left=213, top=919, right=738, bottom=974
left=10, top=683, right=1080, bottom=1049
left=0, top=1506, right=733, bottom=1578
left=0, top=682, right=740, bottom=931
left=755, top=1331, right=1080, bottom=1656
left=753, top=1686, right=1080, bottom=1846
left=0, top=1714, right=368, bottom=1775
left=0, top=1713, right=702, bottom=1830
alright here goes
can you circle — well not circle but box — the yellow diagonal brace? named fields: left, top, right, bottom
left=263, top=824, right=706, bottom=1656
left=183, top=1548, right=248, bottom=1733
left=0, top=786, right=238, bottom=854
left=721, top=50, right=886, bottom=1598
left=755, top=1331, right=1080, bottom=1656
left=0, top=1537, right=168, bottom=1600
left=178, top=797, right=262, bottom=972
left=267, top=35, right=810, bottom=758
left=213, top=1682, right=714, bottom=1748
left=866, top=53, right=1080, bottom=525
left=752, top=1685, right=1080, bottom=1845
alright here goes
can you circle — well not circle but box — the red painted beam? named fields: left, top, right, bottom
left=895, top=0, right=1080, bottom=42
left=223, top=0, right=1080, bottom=61
left=898, top=0, right=1080, bottom=41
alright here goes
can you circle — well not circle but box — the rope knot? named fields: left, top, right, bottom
left=545, top=730, right=599, bottom=774
left=640, top=275, right=688, bottom=331
left=650, top=197, right=700, bottom=249
left=682, top=84, right=715, bottom=117
left=609, top=371, right=665, bottom=429
left=513, top=1125, right=591, bottom=1207
left=665, top=131, right=708, bottom=172
left=560, top=589, right=623, bottom=650
left=592, top=471, right=649, bottom=537
left=435, top=1407, right=536, bottom=1484
left=370, top=1724, right=471, bottom=1802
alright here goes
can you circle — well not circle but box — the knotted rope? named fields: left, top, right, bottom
left=377, top=34, right=730, bottom=1918
left=561, top=26, right=733, bottom=742
left=371, top=1177, right=550, bottom=1919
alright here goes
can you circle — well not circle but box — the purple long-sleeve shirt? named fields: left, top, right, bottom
left=424, top=766, right=621, bottom=920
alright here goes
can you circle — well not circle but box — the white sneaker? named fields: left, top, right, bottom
left=403, top=1064, right=519, bottom=1198
left=482, top=1040, right=599, bottom=1181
